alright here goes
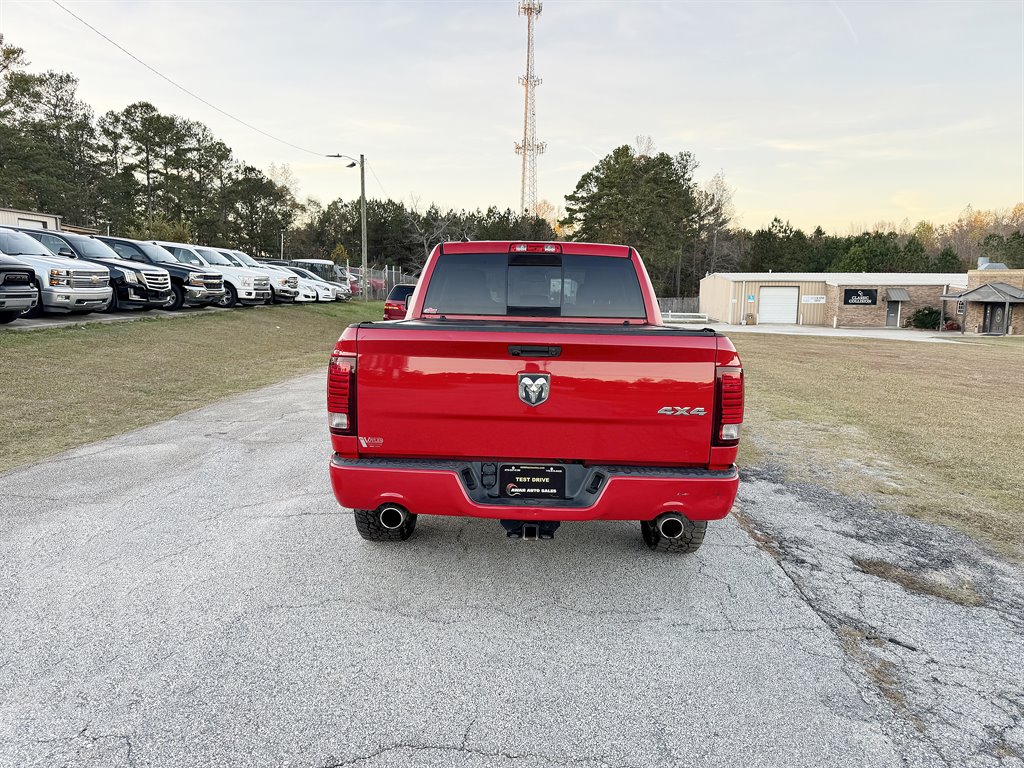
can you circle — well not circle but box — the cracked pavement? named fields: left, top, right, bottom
left=1, top=372, right=1020, bottom=767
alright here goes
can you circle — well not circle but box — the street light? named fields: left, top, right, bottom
left=327, top=152, right=368, bottom=300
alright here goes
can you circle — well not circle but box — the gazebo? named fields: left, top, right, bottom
left=942, top=282, right=1024, bottom=335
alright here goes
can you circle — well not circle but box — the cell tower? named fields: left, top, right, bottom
left=515, top=0, right=545, bottom=216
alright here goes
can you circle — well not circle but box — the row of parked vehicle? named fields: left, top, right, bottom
left=0, top=227, right=355, bottom=324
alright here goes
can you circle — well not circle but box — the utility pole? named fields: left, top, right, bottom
left=279, top=229, right=284, bottom=260
left=515, top=1, right=545, bottom=216
left=359, top=153, right=367, bottom=300
left=326, top=152, right=369, bottom=300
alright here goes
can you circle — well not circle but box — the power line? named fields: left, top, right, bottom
left=50, top=0, right=393, bottom=203
left=365, top=161, right=390, bottom=200
left=50, top=0, right=325, bottom=157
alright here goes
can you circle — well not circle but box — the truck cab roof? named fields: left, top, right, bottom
left=409, top=241, right=660, bottom=324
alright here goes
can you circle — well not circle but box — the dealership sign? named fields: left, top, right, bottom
left=844, top=289, right=877, bottom=306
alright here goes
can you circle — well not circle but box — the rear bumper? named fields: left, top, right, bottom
left=329, top=456, right=739, bottom=522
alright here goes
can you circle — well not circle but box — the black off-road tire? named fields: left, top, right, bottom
left=220, top=284, right=238, bottom=308
left=353, top=508, right=418, bottom=542
left=0, top=311, right=21, bottom=324
left=25, top=280, right=44, bottom=318
left=102, top=289, right=119, bottom=313
left=641, top=518, right=708, bottom=553
left=167, top=284, right=186, bottom=311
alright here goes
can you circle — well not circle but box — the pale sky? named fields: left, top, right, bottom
left=1, top=0, right=1021, bottom=233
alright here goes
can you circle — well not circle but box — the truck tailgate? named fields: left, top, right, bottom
left=355, top=325, right=718, bottom=465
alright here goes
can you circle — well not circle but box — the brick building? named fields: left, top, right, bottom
left=943, top=267, right=1024, bottom=335
left=699, top=273, right=966, bottom=328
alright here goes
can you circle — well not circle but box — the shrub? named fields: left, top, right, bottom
left=944, top=319, right=961, bottom=331
left=908, top=306, right=942, bottom=329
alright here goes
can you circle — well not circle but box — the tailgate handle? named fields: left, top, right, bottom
left=508, top=345, right=561, bottom=358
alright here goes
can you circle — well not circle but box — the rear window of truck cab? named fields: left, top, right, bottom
left=421, top=253, right=645, bottom=318
left=386, top=284, right=416, bottom=302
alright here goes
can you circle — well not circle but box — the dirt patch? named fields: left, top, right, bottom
left=853, top=557, right=986, bottom=607
left=732, top=506, right=781, bottom=560
left=836, top=625, right=913, bottom=714
left=990, top=740, right=1024, bottom=760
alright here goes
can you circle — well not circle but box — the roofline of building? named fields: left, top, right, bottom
left=943, top=282, right=1024, bottom=302
left=0, top=206, right=63, bottom=221
left=703, top=272, right=968, bottom=286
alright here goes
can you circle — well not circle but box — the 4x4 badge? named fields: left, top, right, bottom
left=658, top=406, right=707, bottom=416
left=518, top=373, right=550, bottom=406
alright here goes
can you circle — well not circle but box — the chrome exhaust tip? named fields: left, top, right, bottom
left=378, top=505, right=408, bottom=530
left=656, top=513, right=686, bottom=540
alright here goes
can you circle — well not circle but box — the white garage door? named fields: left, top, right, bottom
left=758, top=286, right=799, bottom=324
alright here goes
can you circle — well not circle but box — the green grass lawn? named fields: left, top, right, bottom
left=0, top=302, right=382, bottom=473
left=731, top=334, right=1024, bottom=559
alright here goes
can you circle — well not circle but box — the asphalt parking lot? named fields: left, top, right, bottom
left=1, top=374, right=1020, bottom=767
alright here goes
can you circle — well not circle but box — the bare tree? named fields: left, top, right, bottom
left=406, top=194, right=454, bottom=260
left=534, top=198, right=565, bottom=238
left=634, top=135, right=655, bottom=158
left=702, top=172, right=735, bottom=274
left=267, top=162, right=300, bottom=199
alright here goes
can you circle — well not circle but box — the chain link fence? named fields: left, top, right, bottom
left=345, top=264, right=419, bottom=301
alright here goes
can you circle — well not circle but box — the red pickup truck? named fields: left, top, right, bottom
left=327, top=241, right=743, bottom=553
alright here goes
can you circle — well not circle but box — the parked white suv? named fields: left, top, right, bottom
left=154, top=241, right=270, bottom=308
left=0, top=228, right=111, bottom=316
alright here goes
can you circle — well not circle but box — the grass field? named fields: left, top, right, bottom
left=0, top=303, right=381, bottom=473
left=732, top=334, right=1024, bottom=559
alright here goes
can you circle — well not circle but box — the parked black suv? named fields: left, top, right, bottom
left=96, top=236, right=225, bottom=310
left=0, top=254, right=39, bottom=323
left=19, top=229, right=172, bottom=312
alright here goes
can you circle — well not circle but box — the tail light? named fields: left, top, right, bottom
left=509, top=243, right=561, bottom=253
left=714, top=366, right=743, bottom=446
left=328, top=352, right=357, bottom=435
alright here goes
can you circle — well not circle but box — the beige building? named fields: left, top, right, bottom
left=699, top=272, right=967, bottom=328
left=0, top=207, right=61, bottom=230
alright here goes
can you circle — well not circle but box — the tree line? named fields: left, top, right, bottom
left=0, top=35, right=553, bottom=269
left=561, top=140, right=1024, bottom=296
left=3, top=36, right=1021, bottom=296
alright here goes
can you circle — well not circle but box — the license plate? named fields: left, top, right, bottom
left=499, top=464, right=566, bottom=499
